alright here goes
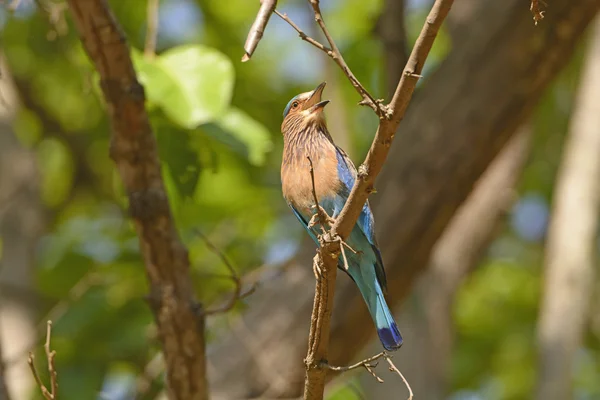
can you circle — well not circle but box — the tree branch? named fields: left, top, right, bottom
left=27, top=321, right=57, bottom=400
left=65, top=1, right=208, bottom=399
left=243, top=0, right=277, bottom=62
left=144, top=0, right=159, bottom=58
left=535, top=15, right=600, bottom=400
left=333, top=0, right=454, bottom=241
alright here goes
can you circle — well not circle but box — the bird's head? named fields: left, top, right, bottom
left=281, top=82, right=330, bottom=134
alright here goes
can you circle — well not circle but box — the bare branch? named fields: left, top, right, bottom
left=144, top=0, right=160, bottom=58
left=323, top=351, right=413, bottom=398
left=28, top=321, right=57, bottom=400
left=44, top=322, right=58, bottom=399
left=243, top=0, right=277, bottom=62
left=332, top=0, right=454, bottom=241
left=274, top=10, right=331, bottom=53
left=193, top=229, right=257, bottom=315
left=384, top=354, right=413, bottom=400
left=65, top=0, right=208, bottom=398
left=324, top=352, right=385, bottom=383
left=307, top=0, right=383, bottom=115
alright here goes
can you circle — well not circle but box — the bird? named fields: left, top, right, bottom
left=280, top=82, right=403, bottom=351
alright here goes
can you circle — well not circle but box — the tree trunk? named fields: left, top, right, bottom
left=209, top=1, right=600, bottom=397
left=535, top=16, right=600, bottom=400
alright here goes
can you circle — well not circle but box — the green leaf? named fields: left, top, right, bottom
left=134, top=45, right=235, bottom=128
left=203, top=107, right=273, bottom=166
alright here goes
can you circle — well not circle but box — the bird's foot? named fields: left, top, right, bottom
left=340, top=239, right=359, bottom=255
left=308, top=205, right=335, bottom=229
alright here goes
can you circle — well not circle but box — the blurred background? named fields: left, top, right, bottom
left=0, top=0, right=599, bottom=399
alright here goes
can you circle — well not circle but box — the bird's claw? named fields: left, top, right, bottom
left=308, top=205, right=335, bottom=229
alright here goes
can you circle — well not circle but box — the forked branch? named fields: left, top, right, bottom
left=28, top=321, right=58, bottom=400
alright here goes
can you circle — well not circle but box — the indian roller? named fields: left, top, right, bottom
left=280, top=82, right=403, bottom=351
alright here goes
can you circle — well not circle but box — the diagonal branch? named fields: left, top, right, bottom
left=332, top=0, right=454, bottom=241
left=65, top=0, right=208, bottom=398
left=307, top=0, right=383, bottom=115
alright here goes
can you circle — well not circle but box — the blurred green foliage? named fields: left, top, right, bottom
left=0, top=0, right=599, bottom=399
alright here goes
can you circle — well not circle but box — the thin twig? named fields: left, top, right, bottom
left=5, top=273, right=103, bottom=368
left=530, top=0, right=547, bottom=25
left=243, top=0, right=278, bottom=62
left=28, top=321, right=58, bottom=400
left=274, top=8, right=384, bottom=116
left=323, top=352, right=385, bottom=383
left=44, top=322, right=58, bottom=398
left=144, top=0, right=160, bottom=58
left=194, top=229, right=256, bottom=315
left=308, top=0, right=383, bottom=115
left=306, top=156, right=332, bottom=235
left=332, top=0, right=454, bottom=242
left=274, top=10, right=331, bottom=53
left=384, top=354, right=413, bottom=400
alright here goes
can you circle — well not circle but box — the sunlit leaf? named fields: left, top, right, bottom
left=204, top=107, right=273, bottom=166
left=134, top=45, right=235, bottom=128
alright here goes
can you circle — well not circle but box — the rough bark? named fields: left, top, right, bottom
left=535, top=16, right=600, bottom=400
left=209, top=1, right=600, bottom=398
left=0, top=55, right=41, bottom=400
left=65, top=1, right=208, bottom=399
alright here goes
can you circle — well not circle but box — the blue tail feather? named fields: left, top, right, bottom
left=349, top=260, right=403, bottom=351
left=374, top=285, right=403, bottom=351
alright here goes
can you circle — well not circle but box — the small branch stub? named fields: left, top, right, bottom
left=530, top=0, right=547, bottom=25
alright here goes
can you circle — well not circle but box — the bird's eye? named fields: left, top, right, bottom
left=292, top=101, right=299, bottom=108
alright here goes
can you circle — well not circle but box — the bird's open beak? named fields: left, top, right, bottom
left=305, top=82, right=329, bottom=114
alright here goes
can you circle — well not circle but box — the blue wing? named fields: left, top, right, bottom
left=334, top=148, right=387, bottom=290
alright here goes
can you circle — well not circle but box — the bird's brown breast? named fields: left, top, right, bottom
left=281, top=144, right=340, bottom=215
